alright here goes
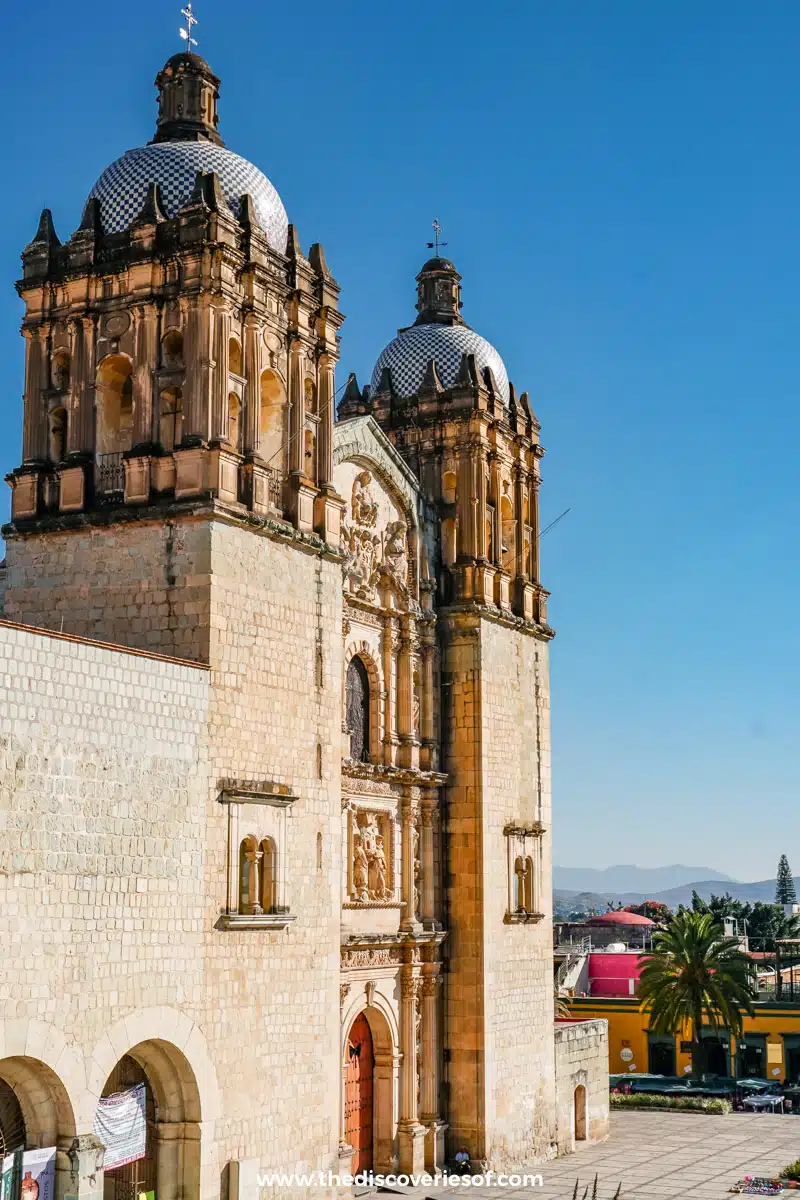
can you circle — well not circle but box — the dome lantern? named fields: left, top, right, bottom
left=414, top=257, right=464, bottom=327
left=152, top=51, right=223, bottom=146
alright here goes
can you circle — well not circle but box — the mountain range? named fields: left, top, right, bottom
left=553, top=866, right=797, bottom=914
left=553, top=864, right=736, bottom=893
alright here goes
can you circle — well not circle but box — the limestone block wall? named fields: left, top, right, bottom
left=480, top=619, right=556, bottom=1165
left=0, top=513, right=346, bottom=1191
left=200, top=518, right=344, bottom=1175
left=441, top=611, right=556, bottom=1168
left=1, top=516, right=213, bottom=663
left=554, top=1019, right=610, bottom=1152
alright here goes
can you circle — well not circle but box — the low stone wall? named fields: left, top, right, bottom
left=554, top=1018, right=610, bottom=1153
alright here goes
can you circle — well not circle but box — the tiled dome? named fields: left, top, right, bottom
left=370, top=323, right=510, bottom=404
left=87, top=142, right=288, bottom=250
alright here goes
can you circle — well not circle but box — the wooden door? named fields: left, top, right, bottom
left=345, top=1014, right=374, bottom=1174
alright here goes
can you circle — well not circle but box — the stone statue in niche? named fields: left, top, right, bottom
left=382, top=519, right=408, bottom=588
left=351, top=810, right=392, bottom=902
left=353, top=835, right=370, bottom=902
left=370, top=835, right=389, bottom=899
left=412, top=825, right=421, bottom=919
left=351, top=471, right=379, bottom=528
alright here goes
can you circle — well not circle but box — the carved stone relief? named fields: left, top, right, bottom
left=350, top=809, right=393, bottom=903
left=339, top=466, right=411, bottom=602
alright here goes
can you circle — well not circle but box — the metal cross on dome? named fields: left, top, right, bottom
left=426, top=219, right=448, bottom=257
left=180, top=2, right=198, bottom=49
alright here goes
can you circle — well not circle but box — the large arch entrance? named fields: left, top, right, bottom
left=0, top=1055, right=77, bottom=1200
left=98, top=1040, right=201, bottom=1200
left=341, top=1002, right=397, bottom=1174
left=345, top=1015, right=374, bottom=1174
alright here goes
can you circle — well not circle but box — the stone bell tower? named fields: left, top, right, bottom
left=4, top=48, right=344, bottom=661
left=350, top=256, right=558, bottom=1165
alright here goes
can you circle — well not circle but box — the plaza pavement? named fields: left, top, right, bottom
left=380, top=1111, right=800, bottom=1198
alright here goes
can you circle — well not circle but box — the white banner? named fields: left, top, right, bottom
left=93, top=1084, right=147, bottom=1169
left=21, top=1147, right=56, bottom=1200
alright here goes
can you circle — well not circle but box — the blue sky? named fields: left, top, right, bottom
left=1, top=1, right=798, bottom=880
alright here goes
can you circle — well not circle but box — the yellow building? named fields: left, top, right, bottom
left=569, top=996, right=800, bottom=1083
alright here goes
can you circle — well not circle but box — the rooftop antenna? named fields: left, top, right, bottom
left=180, top=2, right=198, bottom=49
left=426, top=218, right=448, bottom=257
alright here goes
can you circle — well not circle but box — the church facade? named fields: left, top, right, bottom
left=0, top=45, right=607, bottom=1200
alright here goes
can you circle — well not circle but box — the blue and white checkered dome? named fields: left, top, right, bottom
left=87, top=142, right=289, bottom=250
left=370, top=323, right=510, bottom=404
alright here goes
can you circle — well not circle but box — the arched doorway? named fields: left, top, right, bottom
left=0, top=1054, right=77, bottom=1200
left=97, top=1040, right=201, bottom=1200
left=574, top=1084, right=587, bottom=1142
left=345, top=1014, right=374, bottom=1175
left=100, top=1055, right=157, bottom=1200
left=0, top=1079, right=26, bottom=1155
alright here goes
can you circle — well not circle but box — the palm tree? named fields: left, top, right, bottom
left=638, top=909, right=754, bottom=1078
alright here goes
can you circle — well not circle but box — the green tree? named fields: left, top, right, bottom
left=638, top=910, right=754, bottom=1078
left=624, top=901, right=671, bottom=922
left=776, top=855, right=797, bottom=905
left=684, top=892, right=800, bottom=954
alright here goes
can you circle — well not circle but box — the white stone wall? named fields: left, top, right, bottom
left=554, top=1019, right=610, bottom=1152
left=480, top=619, right=556, bottom=1165
left=0, top=515, right=345, bottom=1193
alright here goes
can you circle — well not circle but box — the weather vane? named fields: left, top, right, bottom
left=426, top=219, right=448, bottom=257
left=180, top=2, right=198, bottom=49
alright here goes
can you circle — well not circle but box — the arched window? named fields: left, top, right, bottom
left=259, top=837, right=276, bottom=913
left=161, top=328, right=184, bottom=369
left=346, top=657, right=370, bottom=763
left=524, top=856, right=534, bottom=913
left=96, top=355, right=134, bottom=455
left=442, top=519, right=457, bottom=568
left=228, top=394, right=241, bottom=450
left=49, top=407, right=67, bottom=463
left=239, top=835, right=262, bottom=914
left=228, top=337, right=243, bottom=377
left=159, top=387, right=183, bottom=451
left=259, top=369, right=285, bottom=466
left=442, top=471, right=457, bottom=506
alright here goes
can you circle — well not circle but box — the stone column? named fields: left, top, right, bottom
left=530, top=473, right=540, bottom=581
left=420, top=797, right=436, bottom=928
left=317, top=354, right=334, bottom=488
left=400, top=793, right=420, bottom=933
left=381, top=615, right=396, bottom=767
left=211, top=306, right=230, bottom=442
left=288, top=338, right=304, bottom=475
left=419, top=637, right=435, bottom=769
left=183, top=299, right=213, bottom=440
left=132, top=305, right=158, bottom=447
left=67, top=317, right=93, bottom=456
left=398, top=970, right=426, bottom=1172
left=243, top=315, right=263, bottom=454
left=420, top=972, right=446, bottom=1171
left=514, top=466, right=526, bottom=579
left=22, top=328, right=46, bottom=461
left=396, top=628, right=413, bottom=767
left=65, top=1134, right=106, bottom=1200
